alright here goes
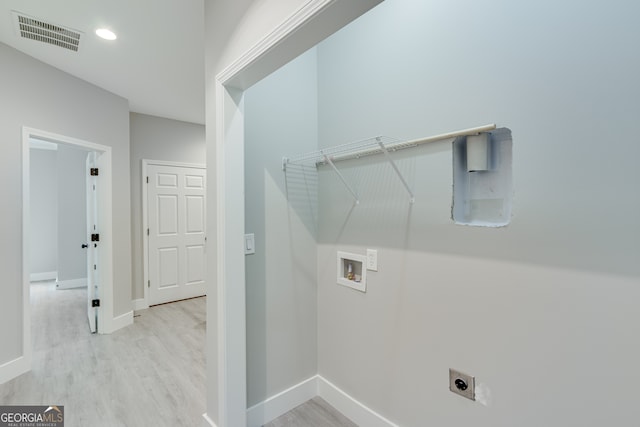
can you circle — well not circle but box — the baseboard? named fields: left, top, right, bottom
left=0, top=355, right=30, bottom=385
left=317, top=375, right=399, bottom=427
left=202, top=413, right=218, bottom=427
left=56, top=278, right=87, bottom=289
left=132, top=298, right=148, bottom=311
left=30, top=271, right=56, bottom=282
left=247, top=375, right=318, bottom=427
left=110, top=310, right=133, bottom=332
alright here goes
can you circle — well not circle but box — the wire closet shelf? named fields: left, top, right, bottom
left=282, top=123, right=497, bottom=205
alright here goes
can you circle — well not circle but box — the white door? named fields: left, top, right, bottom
left=86, top=152, right=99, bottom=332
left=147, top=164, right=206, bottom=305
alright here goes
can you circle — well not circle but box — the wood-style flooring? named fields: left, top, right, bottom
left=0, top=281, right=206, bottom=427
left=264, top=397, right=358, bottom=427
left=1, top=281, right=355, bottom=427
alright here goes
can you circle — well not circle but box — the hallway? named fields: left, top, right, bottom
left=0, top=281, right=206, bottom=426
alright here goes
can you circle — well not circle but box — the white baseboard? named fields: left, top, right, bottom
left=30, top=271, right=56, bottom=282
left=317, top=375, right=399, bottom=427
left=203, top=374, right=397, bottom=427
left=247, top=375, right=318, bottom=427
left=0, top=355, right=30, bottom=385
left=132, top=298, right=148, bottom=311
left=202, top=413, right=218, bottom=427
left=110, top=310, right=133, bottom=332
left=56, top=278, right=87, bottom=290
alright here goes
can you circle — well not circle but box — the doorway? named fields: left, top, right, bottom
left=22, top=127, right=114, bottom=361
left=29, top=139, right=93, bottom=332
left=210, top=2, right=384, bottom=425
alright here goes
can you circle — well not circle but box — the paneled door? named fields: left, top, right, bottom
left=147, top=164, right=206, bottom=306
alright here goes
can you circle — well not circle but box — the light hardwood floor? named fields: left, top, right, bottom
left=0, top=281, right=206, bottom=427
left=2, top=282, right=355, bottom=427
left=264, top=397, right=357, bottom=427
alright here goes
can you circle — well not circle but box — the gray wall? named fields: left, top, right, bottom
left=57, top=145, right=88, bottom=282
left=315, top=0, right=640, bottom=425
left=29, top=148, right=58, bottom=276
left=0, top=41, right=131, bottom=365
left=204, top=0, right=313, bottom=420
left=130, top=112, right=205, bottom=301
left=244, top=49, right=318, bottom=407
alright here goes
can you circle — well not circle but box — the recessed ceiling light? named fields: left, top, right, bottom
left=96, top=28, right=116, bottom=40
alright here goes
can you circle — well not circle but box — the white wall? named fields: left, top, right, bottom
left=57, top=145, right=88, bottom=283
left=130, top=113, right=205, bottom=301
left=0, top=41, right=131, bottom=367
left=314, top=1, right=640, bottom=425
left=29, top=148, right=58, bottom=277
left=244, top=48, right=318, bottom=407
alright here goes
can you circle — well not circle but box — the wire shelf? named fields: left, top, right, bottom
left=282, top=124, right=497, bottom=204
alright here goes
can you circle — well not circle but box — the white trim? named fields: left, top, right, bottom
left=317, top=375, right=399, bottom=427
left=108, top=310, right=134, bottom=333
left=141, top=159, right=207, bottom=309
left=55, top=278, right=87, bottom=289
left=0, top=356, right=30, bottom=385
left=21, top=127, right=33, bottom=383
left=216, top=83, right=248, bottom=427
left=202, top=413, right=218, bottom=427
left=132, top=298, right=148, bottom=311
left=30, top=271, right=57, bottom=282
left=143, top=159, right=206, bottom=169
left=217, top=0, right=335, bottom=85
left=247, top=376, right=318, bottom=427
left=243, top=375, right=397, bottom=427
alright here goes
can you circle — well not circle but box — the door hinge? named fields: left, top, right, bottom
left=146, top=176, right=149, bottom=184
left=92, top=299, right=100, bottom=307
left=91, top=233, right=100, bottom=242
left=94, top=264, right=96, bottom=270
left=148, top=280, right=150, bottom=288
left=90, top=168, right=99, bottom=176
left=147, top=228, right=149, bottom=236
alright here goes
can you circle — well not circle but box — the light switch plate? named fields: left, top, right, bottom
left=366, top=249, right=378, bottom=271
left=449, top=368, right=475, bottom=401
left=244, top=233, right=255, bottom=255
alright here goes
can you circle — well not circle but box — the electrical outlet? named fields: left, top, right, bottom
left=449, top=368, right=475, bottom=401
left=366, top=249, right=378, bottom=271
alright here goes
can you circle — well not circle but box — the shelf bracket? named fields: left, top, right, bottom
left=376, top=137, right=415, bottom=203
left=323, top=154, right=359, bottom=205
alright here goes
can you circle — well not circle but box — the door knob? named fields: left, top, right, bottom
left=81, top=244, right=88, bottom=249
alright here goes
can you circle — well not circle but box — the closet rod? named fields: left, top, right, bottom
left=316, top=123, right=497, bottom=166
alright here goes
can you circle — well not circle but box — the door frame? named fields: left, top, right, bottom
left=210, top=1, right=384, bottom=425
left=141, top=159, right=206, bottom=309
left=22, top=127, right=114, bottom=347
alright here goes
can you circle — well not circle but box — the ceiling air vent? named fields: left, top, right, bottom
left=12, top=11, right=82, bottom=52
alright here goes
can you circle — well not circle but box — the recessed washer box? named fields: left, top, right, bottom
left=337, top=251, right=366, bottom=292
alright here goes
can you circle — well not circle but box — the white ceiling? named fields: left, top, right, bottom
left=0, top=0, right=205, bottom=124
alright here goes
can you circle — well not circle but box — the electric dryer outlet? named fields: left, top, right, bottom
left=449, top=368, right=475, bottom=401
